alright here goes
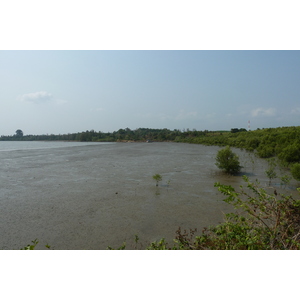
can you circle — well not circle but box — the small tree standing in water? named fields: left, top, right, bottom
left=265, top=158, right=277, bottom=186
left=152, top=174, right=162, bottom=186
left=15, top=129, right=23, bottom=138
left=215, top=146, right=242, bottom=175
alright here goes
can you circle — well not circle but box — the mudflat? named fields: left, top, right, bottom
left=0, top=142, right=293, bottom=249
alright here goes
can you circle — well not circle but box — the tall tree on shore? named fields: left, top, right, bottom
left=15, top=129, right=23, bottom=137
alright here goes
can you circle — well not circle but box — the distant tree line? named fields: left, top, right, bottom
left=0, top=128, right=229, bottom=143
left=230, top=128, right=247, bottom=133
left=2, top=125, right=300, bottom=165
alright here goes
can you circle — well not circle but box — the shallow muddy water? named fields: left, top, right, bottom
left=0, top=142, right=298, bottom=249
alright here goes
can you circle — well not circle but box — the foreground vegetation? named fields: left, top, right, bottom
left=107, top=177, right=300, bottom=250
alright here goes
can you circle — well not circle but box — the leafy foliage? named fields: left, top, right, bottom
left=20, top=239, right=39, bottom=250
left=208, top=177, right=300, bottom=250
left=186, top=178, right=300, bottom=249
left=20, top=239, right=51, bottom=250
left=152, top=174, right=162, bottom=186
left=265, top=158, right=277, bottom=185
left=278, top=143, right=300, bottom=163
left=215, top=146, right=242, bottom=174
left=291, top=163, right=300, bottom=181
left=15, top=129, right=24, bottom=138
left=107, top=242, right=126, bottom=250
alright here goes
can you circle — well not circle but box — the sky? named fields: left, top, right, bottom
left=1, top=50, right=300, bottom=136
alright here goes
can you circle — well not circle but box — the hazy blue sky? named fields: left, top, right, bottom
left=1, top=50, right=300, bottom=135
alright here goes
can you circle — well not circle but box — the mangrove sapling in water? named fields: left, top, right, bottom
left=134, top=234, right=145, bottom=249
left=152, top=174, right=162, bottom=186
left=280, top=174, right=291, bottom=189
left=247, top=152, right=255, bottom=173
left=265, top=158, right=277, bottom=186
left=265, top=168, right=277, bottom=186
left=106, top=242, right=126, bottom=250
left=166, top=179, right=171, bottom=192
left=20, top=239, right=51, bottom=250
left=20, top=239, right=39, bottom=250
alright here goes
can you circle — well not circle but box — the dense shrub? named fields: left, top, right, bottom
left=291, top=163, right=300, bottom=181
left=278, top=143, right=300, bottom=163
left=245, top=137, right=260, bottom=150
left=215, top=146, right=242, bottom=174
left=256, top=145, right=275, bottom=158
left=192, top=178, right=300, bottom=250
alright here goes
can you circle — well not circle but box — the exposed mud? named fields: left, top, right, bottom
left=0, top=142, right=298, bottom=249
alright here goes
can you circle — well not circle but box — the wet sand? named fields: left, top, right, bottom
left=0, top=142, right=297, bottom=249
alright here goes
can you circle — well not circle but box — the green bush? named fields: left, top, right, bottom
left=278, top=143, right=300, bottom=163
left=291, top=163, right=300, bottom=181
left=156, top=177, right=300, bottom=249
left=256, top=145, right=275, bottom=158
left=245, top=137, right=260, bottom=150
left=215, top=146, right=242, bottom=174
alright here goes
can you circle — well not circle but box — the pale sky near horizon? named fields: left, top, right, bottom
left=1, top=50, right=300, bottom=136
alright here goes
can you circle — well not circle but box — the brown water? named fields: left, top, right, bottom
left=0, top=142, right=298, bottom=249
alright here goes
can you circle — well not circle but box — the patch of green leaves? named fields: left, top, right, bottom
left=215, top=146, right=242, bottom=174
left=20, top=239, right=39, bottom=250
left=152, top=174, right=162, bottom=186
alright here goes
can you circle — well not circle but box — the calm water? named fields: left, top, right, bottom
left=0, top=141, right=114, bottom=151
left=0, top=141, right=298, bottom=249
